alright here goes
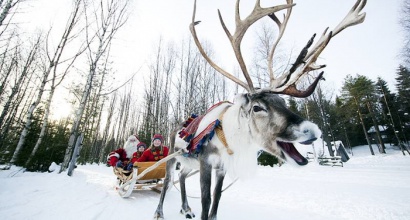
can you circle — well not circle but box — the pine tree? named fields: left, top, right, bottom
left=396, top=65, right=410, bottom=115
left=288, top=97, right=301, bottom=115
left=376, top=78, right=397, bottom=143
left=395, top=65, right=410, bottom=149
left=340, top=75, right=384, bottom=155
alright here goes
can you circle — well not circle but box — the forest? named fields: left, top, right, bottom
left=1, top=0, right=410, bottom=172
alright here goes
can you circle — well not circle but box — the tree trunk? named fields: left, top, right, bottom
left=354, top=97, right=374, bottom=155
left=366, top=101, right=386, bottom=154
left=67, top=133, right=83, bottom=176
left=14, top=0, right=83, bottom=166
left=25, top=85, right=56, bottom=167
left=60, top=0, right=129, bottom=172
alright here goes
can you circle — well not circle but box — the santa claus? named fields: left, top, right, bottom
left=107, top=135, right=140, bottom=170
left=123, top=135, right=140, bottom=158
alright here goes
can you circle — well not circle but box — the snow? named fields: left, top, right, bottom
left=367, top=125, right=388, bottom=133
left=1, top=144, right=410, bottom=220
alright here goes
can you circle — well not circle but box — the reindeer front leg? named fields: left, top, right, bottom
left=200, top=161, right=213, bottom=220
left=154, top=158, right=176, bottom=220
left=209, top=168, right=226, bottom=220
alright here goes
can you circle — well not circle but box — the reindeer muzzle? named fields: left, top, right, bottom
left=277, top=141, right=308, bottom=166
left=299, top=137, right=317, bottom=145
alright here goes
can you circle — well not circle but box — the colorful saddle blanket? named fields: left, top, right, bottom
left=178, top=101, right=231, bottom=154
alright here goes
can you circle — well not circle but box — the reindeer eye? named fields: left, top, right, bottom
left=253, top=106, right=265, bottom=112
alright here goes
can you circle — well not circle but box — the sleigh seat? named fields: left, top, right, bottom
left=113, top=161, right=167, bottom=197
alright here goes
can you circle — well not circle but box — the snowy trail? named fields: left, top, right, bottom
left=1, top=145, right=410, bottom=220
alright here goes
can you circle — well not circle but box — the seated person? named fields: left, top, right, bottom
left=137, top=134, right=169, bottom=162
left=131, top=142, right=147, bottom=164
left=107, top=135, right=140, bottom=171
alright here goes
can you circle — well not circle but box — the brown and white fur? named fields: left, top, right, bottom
left=154, top=92, right=321, bottom=220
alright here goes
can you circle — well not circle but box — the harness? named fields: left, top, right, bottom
left=215, top=106, right=234, bottom=155
left=179, top=101, right=233, bottom=155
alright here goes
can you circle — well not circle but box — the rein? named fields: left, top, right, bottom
left=134, top=149, right=183, bottom=180
left=173, top=171, right=239, bottom=199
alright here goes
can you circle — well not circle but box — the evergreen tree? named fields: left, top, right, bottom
left=395, top=65, right=410, bottom=147
left=396, top=65, right=410, bottom=114
left=376, top=78, right=398, bottom=144
left=288, top=97, right=300, bottom=115
left=334, top=96, right=359, bottom=151
left=257, top=151, right=279, bottom=167
left=340, top=75, right=383, bottom=155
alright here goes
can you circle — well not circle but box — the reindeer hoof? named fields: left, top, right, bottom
left=153, top=212, right=164, bottom=220
left=180, top=209, right=195, bottom=219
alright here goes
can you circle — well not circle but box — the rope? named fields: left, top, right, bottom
left=135, top=149, right=184, bottom=180
left=172, top=172, right=239, bottom=199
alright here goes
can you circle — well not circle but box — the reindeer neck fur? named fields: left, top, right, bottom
left=199, top=100, right=260, bottom=179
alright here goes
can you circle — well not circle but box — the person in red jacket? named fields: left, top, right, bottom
left=107, top=135, right=140, bottom=170
left=130, top=142, right=147, bottom=164
left=137, top=134, right=169, bottom=162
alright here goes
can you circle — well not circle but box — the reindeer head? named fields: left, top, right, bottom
left=190, top=0, right=366, bottom=164
left=234, top=92, right=321, bottom=165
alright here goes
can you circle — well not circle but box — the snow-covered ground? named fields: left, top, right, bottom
left=1, top=144, right=410, bottom=220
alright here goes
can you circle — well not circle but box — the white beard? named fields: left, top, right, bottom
left=124, top=144, right=138, bottom=158
left=123, top=136, right=140, bottom=158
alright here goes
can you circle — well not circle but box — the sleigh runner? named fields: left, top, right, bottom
left=114, top=161, right=167, bottom=197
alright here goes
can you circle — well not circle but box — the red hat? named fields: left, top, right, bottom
left=152, top=134, right=164, bottom=143
left=137, top=142, right=146, bottom=148
left=128, top=135, right=140, bottom=142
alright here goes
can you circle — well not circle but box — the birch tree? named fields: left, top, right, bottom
left=13, top=0, right=84, bottom=167
left=400, top=0, right=410, bottom=66
left=0, top=36, right=41, bottom=150
left=98, top=91, right=117, bottom=162
left=140, top=38, right=174, bottom=141
left=60, top=0, right=129, bottom=173
left=0, top=0, right=22, bottom=37
left=0, top=33, right=18, bottom=99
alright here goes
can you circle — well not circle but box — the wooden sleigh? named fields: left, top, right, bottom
left=113, top=161, right=167, bottom=198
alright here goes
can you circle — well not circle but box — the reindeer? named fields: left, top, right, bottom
left=154, top=0, right=366, bottom=219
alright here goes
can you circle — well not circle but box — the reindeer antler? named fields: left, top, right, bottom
left=190, top=0, right=294, bottom=93
left=190, top=0, right=367, bottom=97
left=267, top=0, right=367, bottom=97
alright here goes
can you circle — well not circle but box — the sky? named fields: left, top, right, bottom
left=1, top=143, right=410, bottom=220
left=15, top=0, right=404, bottom=118
left=124, top=0, right=403, bottom=95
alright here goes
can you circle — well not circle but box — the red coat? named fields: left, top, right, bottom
left=137, top=146, right=169, bottom=162
left=130, top=151, right=144, bottom=164
left=107, top=148, right=129, bottom=167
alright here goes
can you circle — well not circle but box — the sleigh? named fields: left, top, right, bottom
left=114, top=161, right=167, bottom=198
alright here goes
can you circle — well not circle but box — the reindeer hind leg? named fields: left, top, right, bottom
left=200, top=162, right=213, bottom=220
left=179, top=167, right=195, bottom=219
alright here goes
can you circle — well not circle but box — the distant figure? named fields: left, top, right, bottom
left=137, top=134, right=169, bottom=162
left=107, top=135, right=140, bottom=171
left=131, top=142, right=147, bottom=164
